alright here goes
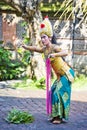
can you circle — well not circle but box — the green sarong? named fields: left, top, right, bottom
left=51, top=68, right=74, bottom=120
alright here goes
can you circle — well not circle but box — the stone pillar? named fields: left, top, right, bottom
left=0, top=15, right=3, bottom=41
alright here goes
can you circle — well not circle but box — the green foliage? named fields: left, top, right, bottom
left=40, top=1, right=71, bottom=18
left=21, top=51, right=31, bottom=66
left=0, top=47, right=30, bottom=81
left=5, top=108, right=34, bottom=124
left=32, top=77, right=45, bottom=89
left=40, top=0, right=86, bottom=20
left=0, top=19, right=31, bottom=81
left=40, top=2, right=61, bottom=12
left=72, top=74, right=87, bottom=89
left=14, top=77, right=45, bottom=89
left=0, top=41, right=3, bottom=44
left=23, top=37, right=30, bottom=45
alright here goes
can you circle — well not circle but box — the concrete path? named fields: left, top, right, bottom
left=0, top=80, right=87, bottom=130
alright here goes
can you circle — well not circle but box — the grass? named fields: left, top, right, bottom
left=13, top=77, right=46, bottom=90
left=72, top=74, right=87, bottom=90
left=12, top=75, right=87, bottom=90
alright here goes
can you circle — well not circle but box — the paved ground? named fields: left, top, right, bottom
left=0, top=80, right=87, bottom=130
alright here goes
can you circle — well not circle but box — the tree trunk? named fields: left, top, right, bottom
left=26, top=11, right=46, bottom=80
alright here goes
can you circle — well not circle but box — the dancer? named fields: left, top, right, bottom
left=22, top=16, right=75, bottom=124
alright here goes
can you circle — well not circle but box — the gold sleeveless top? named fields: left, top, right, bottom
left=43, top=45, right=69, bottom=75
left=50, top=57, right=70, bottom=75
left=50, top=57, right=74, bottom=82
left=43, top=45, right=74, bottom=82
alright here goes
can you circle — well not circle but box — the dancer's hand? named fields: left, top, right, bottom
left=48, top=54, right=55, bottom=58
left=21, top=44, right=27, bottom=48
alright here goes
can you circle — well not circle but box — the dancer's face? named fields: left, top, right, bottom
left=41, top=34, right=51, bottom=46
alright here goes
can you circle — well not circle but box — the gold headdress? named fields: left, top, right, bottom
left=39, top=16, right=53, bottom=37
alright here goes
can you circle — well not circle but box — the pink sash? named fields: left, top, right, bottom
left=46, top=58, right=52, bottom=114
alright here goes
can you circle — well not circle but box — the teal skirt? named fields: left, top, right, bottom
left=51, top=68, right=74, bottom=120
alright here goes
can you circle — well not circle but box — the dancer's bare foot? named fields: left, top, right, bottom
left=51, top=116, right=62, bottom=124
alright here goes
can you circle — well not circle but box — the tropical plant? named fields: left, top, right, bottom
left=5, top=108, right=34, bottom=124
left=55, top=0, right=87, bottom=22
left=40, top=0, right=86, bottom=21
left=0, top=47, right=30, bottom=80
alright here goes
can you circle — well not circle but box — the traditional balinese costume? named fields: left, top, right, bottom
left=40, top=17, right=75, bottom=120
left=50, top=56, right=75, bottom=119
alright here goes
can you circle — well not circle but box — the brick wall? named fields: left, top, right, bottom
left=2, top=20, right=16, bottom=44
left=0, top=14, right=25, bottom=44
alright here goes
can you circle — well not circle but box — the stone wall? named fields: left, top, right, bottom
left=53, top=20, right=87, bottom=75
left=0, top=14, right=87, bottom=75
left=0, top=15, right=2, bottom=41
